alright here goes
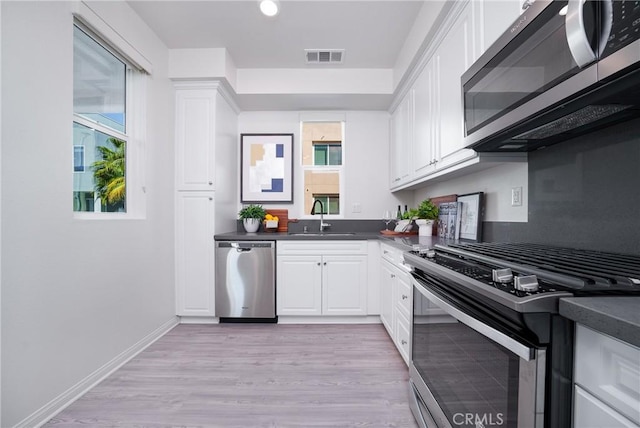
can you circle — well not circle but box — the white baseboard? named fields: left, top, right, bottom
left=179, top=316, right=220, bottom=324
left=277, top=315, right=382, bottom=324
left=16, top=316, right=179, bottom=428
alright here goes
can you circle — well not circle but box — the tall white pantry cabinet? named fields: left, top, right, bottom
left=174, top=82, right=239, bottom=319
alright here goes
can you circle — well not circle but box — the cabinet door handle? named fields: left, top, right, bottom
left=208, top=181, right=213, bottom=185
left=402, top=294, right=408, bottom=300
left=401, top=340, right=408, bottom=345
left=323, top=262, right=327, bottom=266
left=391, top=274, right=396, bottom=278
left=317, top=262, right=321, bottom=266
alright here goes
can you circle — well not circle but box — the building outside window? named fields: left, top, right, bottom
left=301, top=121, right=343, bottom=216
left=73, top=145, right=85, bottom=172
left=73, top=24, right=129, bottom=213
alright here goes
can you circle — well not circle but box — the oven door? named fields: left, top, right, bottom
left=409, top=275, right=546, bottom=428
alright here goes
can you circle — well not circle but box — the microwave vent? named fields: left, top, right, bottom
left=512, top=104, right=632, bottom=140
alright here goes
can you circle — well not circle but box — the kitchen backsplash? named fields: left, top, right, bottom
left=484, top=118, right=640, bottom=255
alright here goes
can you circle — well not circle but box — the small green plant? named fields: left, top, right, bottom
left=416, top=199, right=439, bottom=220
left=402, top=208, right=419, bottom=220
left=238, top=204, right=267, bottom=220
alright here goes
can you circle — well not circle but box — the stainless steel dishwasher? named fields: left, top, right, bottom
left=215, top=241, right=276, bottom=322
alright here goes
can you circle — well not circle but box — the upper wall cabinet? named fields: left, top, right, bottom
left=474, top=0, right=523, bottom=57
left=390, top=0, right=525, bottom=191
left=175, top=87, right=217, bottom=191
left=389, top=90, right=413, bottom=188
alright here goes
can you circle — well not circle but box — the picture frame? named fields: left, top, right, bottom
left=241, top=133, right=294, bottom=203
left=457, top=192, right=484, bottom=241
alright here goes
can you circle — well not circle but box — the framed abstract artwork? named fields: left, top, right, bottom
left=240, top=133, right=294, bottom=203
left=457, top=192, right=484, bottom=241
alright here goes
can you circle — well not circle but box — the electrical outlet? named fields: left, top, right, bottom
left=352, top=203, right=362, bottom=213
left=511, top=187, right=523, bottom=207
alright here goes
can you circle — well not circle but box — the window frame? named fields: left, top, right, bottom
left=300, top=119, right=345, bottom=219
left=72, top=21, right=146, bottom=220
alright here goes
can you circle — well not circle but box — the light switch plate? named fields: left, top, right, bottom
left=511, top=187, right=523, bottom=207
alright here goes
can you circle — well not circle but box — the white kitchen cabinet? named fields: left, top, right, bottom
left=474, top=0, right=522, bottom=56
left=175, top=192, right=215, bottom=316
left=174, top=82, right=238, bottom=319
left=435, top=2, right=477, bottom=170
left=390, top=0, right=526, bottom=191
left=412, top=56, right=438, bottom=178
left=175, top=87, right=216, bottom=191
left=389, top=90, right=413, bottom=188
left=573, top=324, right=640, bottom=427
left=277, top=241, right=368, bottom=317
left=574, top=386, right=639, bottom=428
left=277, top=255, right=323, bottom=316
left=380, top=261, right=395, bottom=335
left=380, top=243, right=413, bottom=365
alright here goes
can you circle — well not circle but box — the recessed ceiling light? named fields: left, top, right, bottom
left=259, top=0, right=279, bottom=17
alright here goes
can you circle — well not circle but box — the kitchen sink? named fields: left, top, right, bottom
left=288, top=232, right=356, bottom=236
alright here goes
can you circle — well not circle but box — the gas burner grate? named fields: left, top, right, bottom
left=441, top=242, right=640, bottom=291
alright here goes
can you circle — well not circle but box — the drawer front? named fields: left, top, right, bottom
left=575, top=324, right=640, bottom=425
left=277, top=240, right=368, bottom=255
left=574, top=385, right=640, bottom=428
left=395, top=271, right=412, bottom=319
left=395, top=311, right=411, bottom=366
left=381, top=243, right=401, bottom=264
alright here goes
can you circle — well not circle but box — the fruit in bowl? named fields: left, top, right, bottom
left=264, top=213, right=279, bottom=229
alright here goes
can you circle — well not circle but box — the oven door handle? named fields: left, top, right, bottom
left=414, top=280, right=535, bottom=361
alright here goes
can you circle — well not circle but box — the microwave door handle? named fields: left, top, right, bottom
left=598, top=0, right=613, bottom=57
left=566, top=0, right=597, bottom=67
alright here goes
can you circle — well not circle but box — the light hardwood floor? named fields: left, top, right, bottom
left=45, top=323, right=419, bottom=427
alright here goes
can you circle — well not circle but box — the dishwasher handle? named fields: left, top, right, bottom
left=216, top=241, right=275, bottom=250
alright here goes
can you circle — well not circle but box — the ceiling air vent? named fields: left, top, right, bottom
left=305, top=49, right=345, bottom=64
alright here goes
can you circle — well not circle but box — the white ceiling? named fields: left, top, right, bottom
left=127, top=0, right=430, bottom=110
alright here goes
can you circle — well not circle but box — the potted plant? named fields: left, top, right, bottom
left=238, top=204, right=267, bottom=233
left=414, top=199, right=439, bottom=236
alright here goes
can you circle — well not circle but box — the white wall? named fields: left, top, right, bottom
left=238, top=111, right=409, bottom=221
left=1, top=2, right=175, bottom=425
left=412, top=162, right=529, bottom=222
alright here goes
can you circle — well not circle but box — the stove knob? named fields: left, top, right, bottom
left=425, top=249, right=436, bottom=258
left=492, top=268, right=513, bottom=283
left=514, top=275, right=539, bottom=292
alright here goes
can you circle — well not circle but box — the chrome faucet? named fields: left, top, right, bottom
left=311, top=199, right=331, bottom=232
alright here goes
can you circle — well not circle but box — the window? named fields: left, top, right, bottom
left=302, top=121, right=344, bottom=216
left=313, top=142, right=342, bottom=166
left=313, top=194, right=340, bottom=215
left=73, top=24, right=129, bottom=213
left=73, top=145, right=85, bottom=172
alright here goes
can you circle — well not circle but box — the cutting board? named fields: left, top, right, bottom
left=265, top=209, right=289, bottom=232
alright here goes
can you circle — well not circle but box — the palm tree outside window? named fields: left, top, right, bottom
left=72, top=24, right=129, bottom=213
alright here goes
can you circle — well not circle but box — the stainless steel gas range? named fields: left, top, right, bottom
left=404, top=242, right=640, bottom=428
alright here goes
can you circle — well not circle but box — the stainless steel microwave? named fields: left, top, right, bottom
left=462, top=0, right=640, bottom=152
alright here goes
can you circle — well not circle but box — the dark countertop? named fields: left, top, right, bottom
left=214, top=230, right=443, bottom=250
left=559, top=297, right=640, bottom=348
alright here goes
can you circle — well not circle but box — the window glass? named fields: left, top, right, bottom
left=312, top=195, right=340, bottom=215
left=73, top=24, right=130, bottom=213
left=73, top=122, right=126, bottom=212
left=73, top=26, right=126, bottom=133
left=302, top=121, right=343, bottom=215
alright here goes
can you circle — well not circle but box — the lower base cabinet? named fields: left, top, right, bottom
left=277, top=241, right=368, bottom=316
left=175, top=191, right=215, bottom=316
left=573, top=324, right=640, bottom=428
left=380, top=243, right=413, bottom=365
